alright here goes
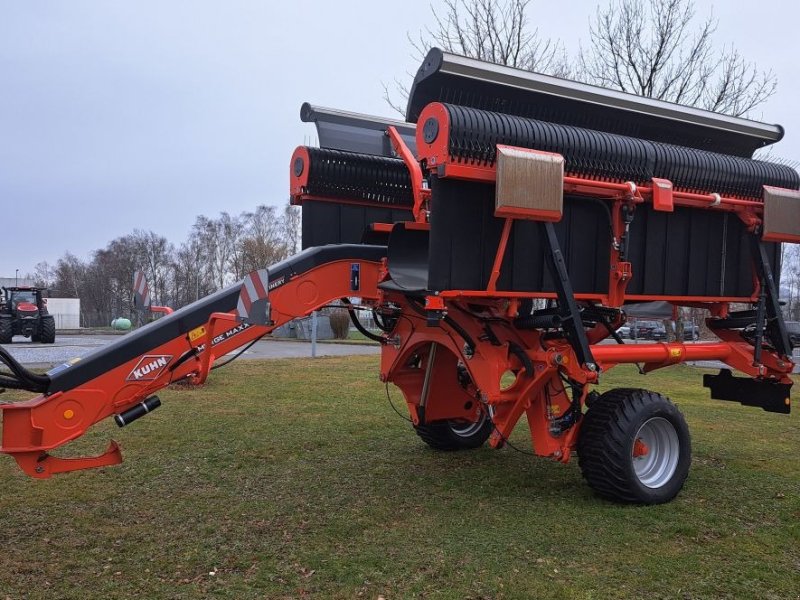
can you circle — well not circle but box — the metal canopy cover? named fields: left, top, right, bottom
left=406, top=48, right=784, bottom=157
left=300, top=102, right=417, bottom=157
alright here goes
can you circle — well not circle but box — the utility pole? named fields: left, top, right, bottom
left=311, top=311, right=318, bottom=358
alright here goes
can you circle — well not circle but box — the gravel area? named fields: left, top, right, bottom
left=2, top=334, right=795, bottom=372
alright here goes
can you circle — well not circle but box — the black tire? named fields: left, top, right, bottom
left=415, top=410, right=493, bottom=450
left=578, top=388, right=691, bottom=504
left=0, top=317, right=12, bottom=344
left=39, top=316, right=56, bottom=344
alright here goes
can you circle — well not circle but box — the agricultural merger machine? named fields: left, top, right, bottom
left=1, top=50, right=798, bottom=504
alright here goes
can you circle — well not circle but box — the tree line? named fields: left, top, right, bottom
left=27, top=203, right=300, bottom=327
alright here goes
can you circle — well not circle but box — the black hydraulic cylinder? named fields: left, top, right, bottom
left=115, top=396, right=161, bottom=427
left=515, top=313, right=563, bottom=330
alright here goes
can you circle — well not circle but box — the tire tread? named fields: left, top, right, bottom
left=39, top=316, right=56, bottom=344
left=578, top=388, right=691, bottom=504
left=415, top=415, right=492, bottom=451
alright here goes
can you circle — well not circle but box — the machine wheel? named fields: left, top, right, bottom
left=415, top=410, right=493, bottom=451
left=39, top=316, right=56, bottom=344
left=0, top=317, right=12, bottom=344
left=578, top=388, right=691, bottom=504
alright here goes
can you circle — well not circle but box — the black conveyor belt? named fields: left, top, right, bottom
left=432, top=104, right=799, bottom=198
left=300, top=147, right=414, bottom=208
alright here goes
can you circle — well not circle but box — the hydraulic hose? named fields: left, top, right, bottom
left=341, top=299, right=385, bottom=344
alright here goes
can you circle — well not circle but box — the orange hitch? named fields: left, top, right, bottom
left=12, top=441, right=123, bottom=479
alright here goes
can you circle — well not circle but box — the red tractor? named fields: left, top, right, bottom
left=0, top=287, right=56, bottom=344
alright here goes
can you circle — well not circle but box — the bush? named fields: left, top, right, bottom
left=329, top=309, right=350, bottom=339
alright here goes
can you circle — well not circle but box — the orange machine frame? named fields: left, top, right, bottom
left=0, top=128, right=795, bottom=480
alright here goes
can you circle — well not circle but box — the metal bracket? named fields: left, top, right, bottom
left=539, top=222, right=596, bottom=370
left=749, top=234, right=793, bottom=358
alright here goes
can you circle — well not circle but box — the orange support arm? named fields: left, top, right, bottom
left=0, top=258, right=383, bottom=478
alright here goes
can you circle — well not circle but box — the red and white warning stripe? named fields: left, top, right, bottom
left=132, top=270, right=151, bottom=310
left=236, top=269, right=270, bottom=325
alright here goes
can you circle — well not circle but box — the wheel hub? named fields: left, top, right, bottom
left=633, top=438, right=650, bottom=457
left=631, top=417, right=680, bottom=489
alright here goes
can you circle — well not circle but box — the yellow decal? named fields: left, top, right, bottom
left=669, top=348, right=682, bottom=358
left=188, top=326, right=206, bottom=342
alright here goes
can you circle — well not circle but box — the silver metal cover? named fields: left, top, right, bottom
left=300, top=102, right=416, bottom=157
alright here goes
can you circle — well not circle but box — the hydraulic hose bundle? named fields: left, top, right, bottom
left=0, top=345, right=49, bottom=393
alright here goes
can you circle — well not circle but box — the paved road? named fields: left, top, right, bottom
left=3, top=334, right=796, bottom=373
left=2, top=334, right=379, bottom=367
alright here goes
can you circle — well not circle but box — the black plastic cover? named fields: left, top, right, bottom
left=426, top=177, right=780, bottom=296
left=427, top=178, right=611, bottom=293
left=301, top=201, right=412, bottom=249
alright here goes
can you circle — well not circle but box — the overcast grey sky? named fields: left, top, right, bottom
left=1, top=0, right=798, bottom=276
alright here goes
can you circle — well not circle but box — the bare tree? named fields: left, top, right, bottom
left=54, top=253, right=86, bottom=300
left=192, top=213, right=245, bottom=289
left=387, top=0, right=568, bottom=113
left=131, top=230, right=174, bottom=308
left=240, top=205, right=291, bottom=274
left=579, top=0, right=776, bottom=117
left=282, top=202, right=301, bottom=256
left=29, top=261, right=55, bottom=289
left=173, top=237, right=215, bottom=305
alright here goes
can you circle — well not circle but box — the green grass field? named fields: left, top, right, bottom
left=0, top=357, right=797, bottom=599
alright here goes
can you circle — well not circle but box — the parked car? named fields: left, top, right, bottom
left=651, top=322, right=700, bottom=341
left=616, top=325, right=631, bottom=338
left=650, top=323, right=667, bottom=341
left=786, top=321, right=800, bottom=348
left=630, top=320, right=661, bottom=339
left=683, top=324, right=700, bottom=341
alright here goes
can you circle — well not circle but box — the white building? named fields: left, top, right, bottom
left=45, top=298, right=81, bottom=329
